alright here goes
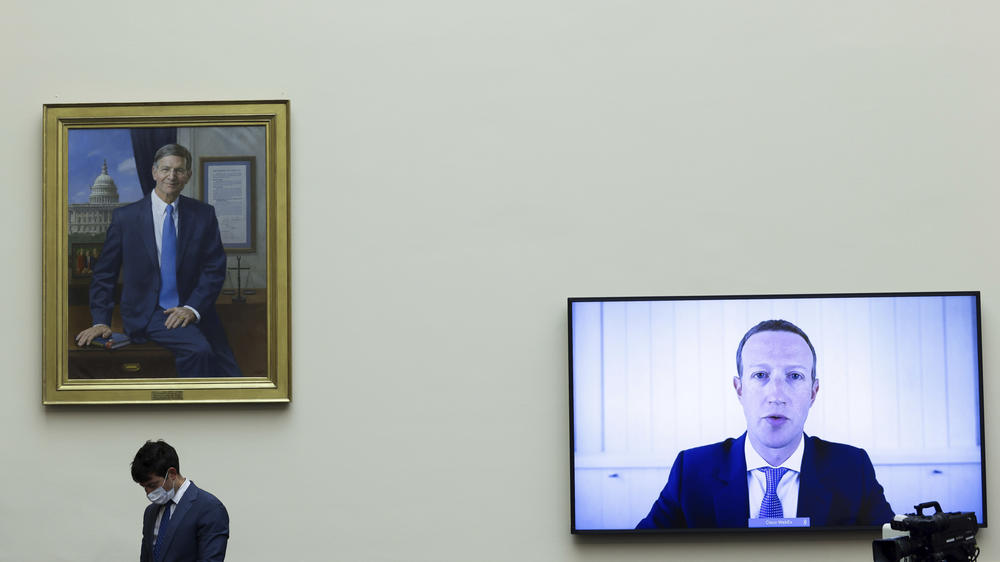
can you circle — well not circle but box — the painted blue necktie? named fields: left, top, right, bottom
left=758, top=467, right=790, bottom=518
left=159, top=204, right=178, bottom=309
left=152, top=501, right=173, bottom=562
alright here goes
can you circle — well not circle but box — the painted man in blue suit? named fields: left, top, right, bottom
left=636, top=319, right=894, bottom=528
left=75, top=144, right=241, bottom=377
left=133, top=440, right=229, bottom=562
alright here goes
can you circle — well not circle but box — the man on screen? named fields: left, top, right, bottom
left=636, top=319, right=894, bottom=528
left=75, top=144, right=241, bottom=377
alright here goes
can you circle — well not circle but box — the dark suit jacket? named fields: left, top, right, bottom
left=140, top=482, right=229, bottom=562
left=90, top=194, right=233, bottom=356
left=635, top=433, right=894, bottom=528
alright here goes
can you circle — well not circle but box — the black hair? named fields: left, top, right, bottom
left=735, top=319, right=817, bottom=380
left=131, top=440, right=181, bottom=483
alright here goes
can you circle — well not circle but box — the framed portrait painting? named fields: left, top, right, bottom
left=42, top=100, right=290, bottom=404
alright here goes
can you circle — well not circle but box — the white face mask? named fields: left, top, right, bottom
left=147, top=474, right=176, bottom=505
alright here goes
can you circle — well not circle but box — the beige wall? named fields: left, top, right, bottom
left=3, top=1, right=999, bottom=560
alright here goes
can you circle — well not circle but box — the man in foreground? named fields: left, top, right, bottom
left=75, top=144, right=241, bottom=377
left=133, top=440, right=229, bottom=561
left=636, top=319, right=894, bottom=528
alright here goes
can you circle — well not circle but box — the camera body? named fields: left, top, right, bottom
left=872, top=501, right=979, bottom=562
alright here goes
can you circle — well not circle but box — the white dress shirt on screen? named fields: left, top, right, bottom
left=744, top=433, right=805, bottom=519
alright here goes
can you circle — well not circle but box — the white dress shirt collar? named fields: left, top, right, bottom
left=744, top=432, right=805, bottom=472
left=154, top=478, right=193, bottom=535
left=151, top=193, right=180, bottom=263
left=151, top=190, right=179, bottom=217
left=172, top=477, right=192, bottom=506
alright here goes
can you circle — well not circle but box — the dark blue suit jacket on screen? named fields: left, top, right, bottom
left=140, top=482, right=229, bottom=562
left=635, top=433, right=894, bottom=528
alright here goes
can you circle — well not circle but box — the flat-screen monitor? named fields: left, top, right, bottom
left=569, top=292, right=986, bottom=533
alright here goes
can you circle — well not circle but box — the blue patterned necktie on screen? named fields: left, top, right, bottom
left=152, top=501, right=173, bottom=562
left=758, top=467, right=790, bottom=518
left=158, top=204, right=178, bottom=309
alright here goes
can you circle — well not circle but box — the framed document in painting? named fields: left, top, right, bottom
left=42, top=100, right=290, bottom=404
left=201, top=156, right=255, bottom=252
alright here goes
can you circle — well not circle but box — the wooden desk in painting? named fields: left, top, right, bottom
left=67, top=290, right=267, bottom=379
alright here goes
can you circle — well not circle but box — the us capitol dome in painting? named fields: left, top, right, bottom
left=68, top=160, right=127, bottom=235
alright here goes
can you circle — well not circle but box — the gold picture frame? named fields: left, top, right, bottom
left=42, top=100, right=290, bottom=404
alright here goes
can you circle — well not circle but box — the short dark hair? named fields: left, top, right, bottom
left=735, top=319, right=817, bottom=380
left=153, top=144, right=192, bottom=171
left=131, top=440, right=181, bottom=483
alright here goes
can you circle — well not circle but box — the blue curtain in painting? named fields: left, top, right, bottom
left=130, top=128, right=178, bottom=196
